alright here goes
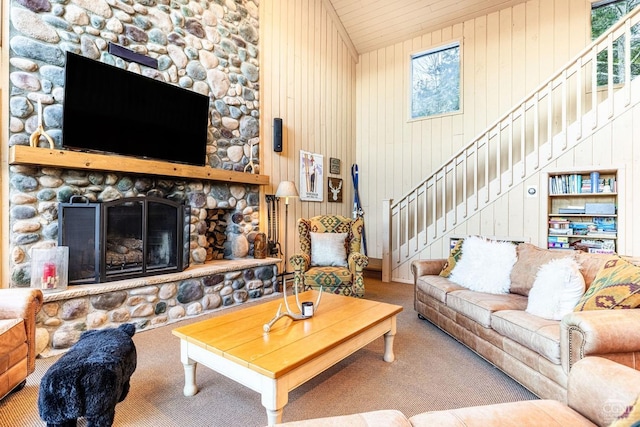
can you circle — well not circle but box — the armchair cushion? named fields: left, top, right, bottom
left=310, top=232, right=348, bottom=267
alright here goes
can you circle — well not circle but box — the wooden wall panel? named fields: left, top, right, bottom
left=260, top=0, right=357, bottom=264
left=356, top=0, right=604, bottom=261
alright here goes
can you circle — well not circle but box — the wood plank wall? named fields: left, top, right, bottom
left=356, top=0, right=602, bottom=263
left=260, top=0, right=357, bottom=267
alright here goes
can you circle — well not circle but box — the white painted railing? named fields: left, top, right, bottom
left=382, top=7, right=640, bottom=282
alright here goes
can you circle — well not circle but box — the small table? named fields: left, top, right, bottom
left=172, top=290, right=403, bottom=425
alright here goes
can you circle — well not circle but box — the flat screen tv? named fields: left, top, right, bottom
left=62, top=52, right=209, bottom=166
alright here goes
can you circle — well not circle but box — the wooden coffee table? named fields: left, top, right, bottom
left=172, top=290, right=403, bottom=425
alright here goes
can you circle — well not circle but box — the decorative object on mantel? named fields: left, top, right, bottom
left=275, top=181, right=299, bottom=275
left=30, top=247, right=68, bottom=293
left=328, top=177, right=343, bottom=203
left=263, top=279, right=323, bottom=332
left=29, top=100, right=54, bottom=149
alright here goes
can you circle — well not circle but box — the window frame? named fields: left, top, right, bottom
left=408, top=40, right=463, bottom=122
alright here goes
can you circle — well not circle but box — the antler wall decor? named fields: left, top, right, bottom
left=263, top=280, right=323, bottom=332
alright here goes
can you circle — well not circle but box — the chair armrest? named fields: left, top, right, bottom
left=411, top=260, right=447, bottom=281
left=568, top=357, right=640, bottom=426
left=348, top=252, right=368, bottom=271
left=561, top=309, right=640, bottom=374
left=289, top=254, right=310, bottom=272
left=0, top=288, right=44, bottom=374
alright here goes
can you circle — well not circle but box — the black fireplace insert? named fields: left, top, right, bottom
left=58, top=196, right=190, bottom=284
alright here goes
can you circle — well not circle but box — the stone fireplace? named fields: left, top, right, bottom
left=5, top=0, right=271, bottom=354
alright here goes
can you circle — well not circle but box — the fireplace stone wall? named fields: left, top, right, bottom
left=9, top=165, right=262, bottom=286
left=6, top=0, right=268, bottom=354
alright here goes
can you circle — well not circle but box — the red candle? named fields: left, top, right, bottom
left=43, top=262, right=56, bottom=280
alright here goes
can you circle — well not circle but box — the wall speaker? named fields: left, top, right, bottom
left=273, top=118, right=283, bottom=152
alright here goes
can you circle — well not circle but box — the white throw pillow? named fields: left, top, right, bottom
left=310, top=232, right=348, bottom=267
left=526, top=257, right=585, bottom=320
left=449, top=236, right=517, bottom=294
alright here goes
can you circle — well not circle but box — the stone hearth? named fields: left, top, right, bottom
left=37, top=258, right=280, bottom=356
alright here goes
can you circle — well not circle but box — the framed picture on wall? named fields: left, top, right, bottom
left=328, top=178, right=343, bottom=202
left=329, top=158, right=341, bottom=174
left=300, top=150, right=324, bottom=201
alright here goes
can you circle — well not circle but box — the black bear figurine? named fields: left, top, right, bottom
left=38, top=323, right=137, bottom=427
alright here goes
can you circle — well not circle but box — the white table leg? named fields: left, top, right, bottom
left=262, top=378, right=288, bottom=425
left=180, top=340, right=198, bottom=396
left=182, top=361, right=198, bottom=396
left=265, top=408, right=283, bottom=426
left=383, top=316, right=397, bottom=363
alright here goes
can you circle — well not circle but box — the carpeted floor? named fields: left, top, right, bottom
left=0, top=276, right=537, bottom=426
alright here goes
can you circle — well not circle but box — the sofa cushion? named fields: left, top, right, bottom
left=574, top=252, right=613, bottom=288
left=526, top=257, right=585, bottom=320
left=439, top=240, right=464, bottom=278
left=510, top=243, right=577, bottom=297
left=408, top=400, right=595, bottom=426
left=574, top=256, right=640, bottom=311
left=449, top=236, right=517, bottom=294
left=446, top=290, right=527, bottom=328
left=416, top=275, right=466, bottom=304
left=491, top=310, right=561, bottom=364
left=274, top=409, right=411, bottom=427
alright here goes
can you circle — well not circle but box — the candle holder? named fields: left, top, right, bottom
left=31, top=247, right=69, bottom=292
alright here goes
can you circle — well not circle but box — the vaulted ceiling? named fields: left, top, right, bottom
left=326, top=0, right=531, bottom=55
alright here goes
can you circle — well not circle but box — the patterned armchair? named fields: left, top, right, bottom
left=289, top=215, right=368, bottom=297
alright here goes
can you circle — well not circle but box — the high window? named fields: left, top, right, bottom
left=591, top=0, right=640, bottom=84
left=410, top=42, right=461, bottom=119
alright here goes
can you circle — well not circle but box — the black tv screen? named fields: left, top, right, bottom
left=62, top=52, right=209, bottom=166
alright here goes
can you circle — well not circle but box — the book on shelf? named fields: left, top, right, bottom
left=548, top=241, right=571, bottom=249
left=558, top=207, right=586, bottom=214
left=588, top=248, right=615, bottom=254
left=549, top=174, right=616, bottom=194
left=586, top=232, right=617, bottom=239
left=549, top=228, right=573, bottom=235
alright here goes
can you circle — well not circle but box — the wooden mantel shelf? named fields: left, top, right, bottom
left=9, top=145, right=269, bottom=185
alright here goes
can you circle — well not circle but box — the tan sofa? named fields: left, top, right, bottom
left=275, top=356, right=640, bottom=426
left=0, top=288, right=44, bottom=400
left=412, top=243, right=640, bottom=402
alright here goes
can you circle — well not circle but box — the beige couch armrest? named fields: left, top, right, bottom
left=568, top=357, right=640, bottom=426
left=411, top=260, right=446, bottom=281
left=561, top=309, right=640, bottom=374
left=0, top=288, right=44, bottom=374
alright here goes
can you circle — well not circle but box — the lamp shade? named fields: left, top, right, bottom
left=275, top=181, right=299, bottom=199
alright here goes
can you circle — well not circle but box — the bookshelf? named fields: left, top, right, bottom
left=547, top=168, right=618, bottom=254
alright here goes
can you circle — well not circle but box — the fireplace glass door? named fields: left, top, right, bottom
left=60, top=196, right=187, bottom=284
left=104, top=199, right=144, bottom=279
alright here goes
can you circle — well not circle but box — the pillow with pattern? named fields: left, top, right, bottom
left=574, top=256, right=640, bottom=311
left=608, top=393, right=640, bottom=427
left=439, top=240, right=463, bottom=278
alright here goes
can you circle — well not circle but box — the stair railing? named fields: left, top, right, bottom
left=382, top=6, right=640, bottom=282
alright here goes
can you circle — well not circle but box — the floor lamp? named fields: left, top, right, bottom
left=275, top=181, right=299, bottom=280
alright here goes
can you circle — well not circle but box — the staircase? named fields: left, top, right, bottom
left=382, top=7, right=640, bottom=283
